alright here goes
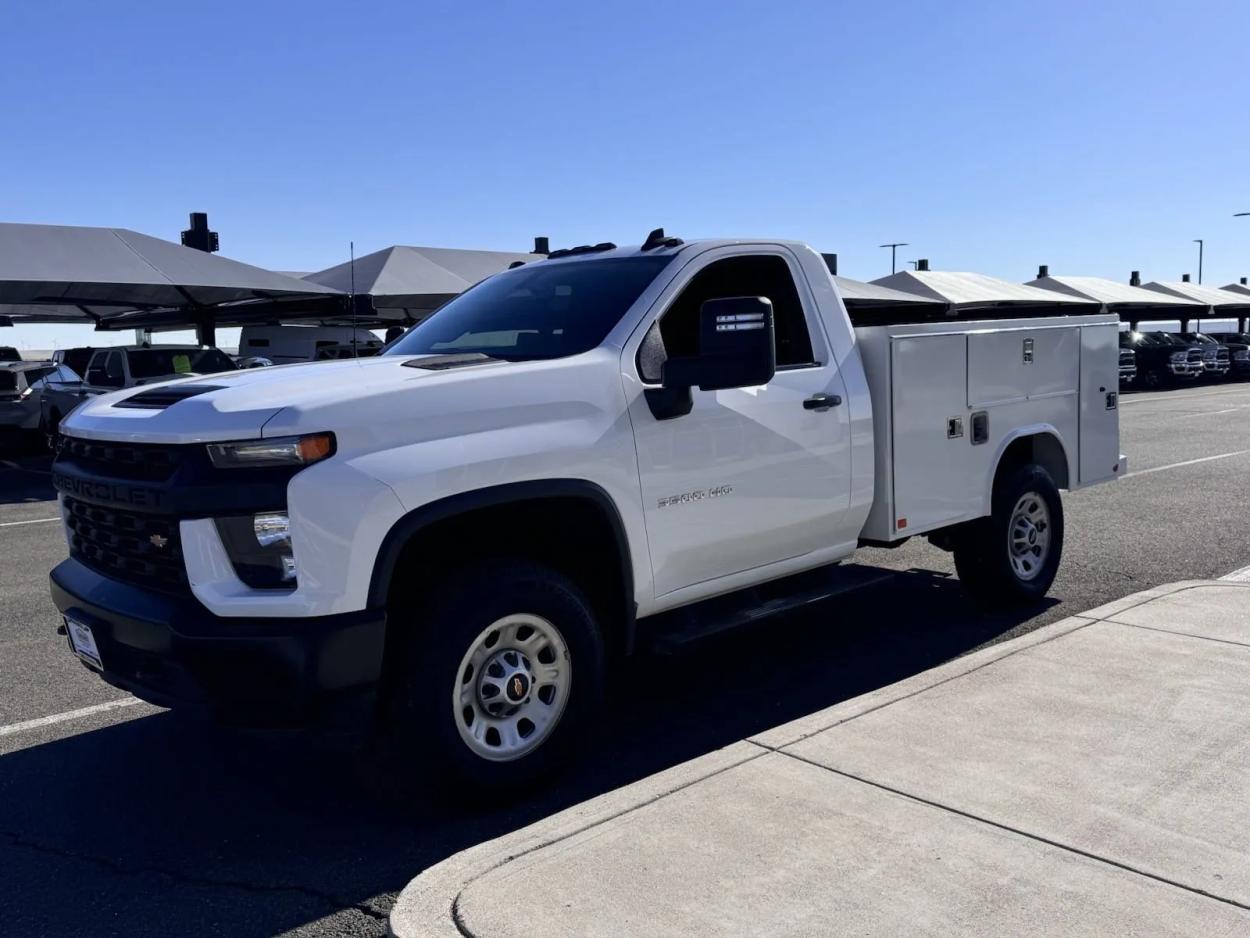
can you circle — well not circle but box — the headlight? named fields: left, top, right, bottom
left=1170, top=351, right=1186, bottom=362
left=207, top=433, right=334, bottom=469
left=1235, top=350, right=1249, bottom=361
left=215, top=512, right=298, bottom=589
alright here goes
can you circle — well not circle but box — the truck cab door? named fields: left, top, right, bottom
left=624, top=247, right=854, bottom=599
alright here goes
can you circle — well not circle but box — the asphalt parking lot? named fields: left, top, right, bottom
left=3, top=381, right=1250, bottom=938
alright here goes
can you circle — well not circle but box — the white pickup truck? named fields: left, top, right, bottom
left=49, top=232, right=1123, bottom=787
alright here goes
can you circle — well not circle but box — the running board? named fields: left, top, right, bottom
left=639, top=564, right=895, bottom=654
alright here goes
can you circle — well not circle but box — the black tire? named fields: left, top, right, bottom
left=953, top=463, right=1064, bottom=605
left=385, top=559, right=604, bottom=793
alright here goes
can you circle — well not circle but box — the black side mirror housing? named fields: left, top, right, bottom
left=645, top=297, right=777, bottom=420
left=663, top=296, right=776, bottom=391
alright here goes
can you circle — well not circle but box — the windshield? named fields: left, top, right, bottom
left=128, top=348, right=237, bottom=378
left=386, top=256, right=673, bottom=361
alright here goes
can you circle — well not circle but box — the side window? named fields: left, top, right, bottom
left=640, top=254, right=816, bottom=382
left=97, top=352, right=125, bottom=387
left=85, top=353, right=109, bottom=386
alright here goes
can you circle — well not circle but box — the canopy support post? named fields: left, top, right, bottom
left=196, top=314, right=216, bottom=348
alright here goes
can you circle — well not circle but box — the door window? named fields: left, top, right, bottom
left=640, top=254, right=816, bottom=382
left=92, top=352, right=125, bottom=388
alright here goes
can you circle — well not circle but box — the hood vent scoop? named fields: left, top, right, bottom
left=114, top=384, right=226, bottom=410
left=403, top=353, right=505, bottom=372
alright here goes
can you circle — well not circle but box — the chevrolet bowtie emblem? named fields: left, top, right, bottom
left=149, top=533, right=169, bottom=549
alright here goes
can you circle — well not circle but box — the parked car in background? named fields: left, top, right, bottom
left=1207, top=333, right=1250, bottom=377
left=34, top=365, right=96, bottom=448
left=237, top=325, right=383, bottom=365
left=0, top=347, right=22, bottom=363
left=81, top=345, right=236, bottom=392
left=1177, top=333, right=1231, bottom=378
left=1118, top=345, right=1137, bottom=386
left=1119, top=331, right=1203, bottom=388
left=51, top=347, right=96, bottom=378
left=0, top=361, right=56, bottom=437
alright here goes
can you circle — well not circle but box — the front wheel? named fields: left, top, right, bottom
left=952, top=464, right=1064, bottom=605
left=385, top=560, right=604, bottom=792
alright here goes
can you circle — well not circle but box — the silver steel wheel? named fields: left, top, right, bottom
left=453, top=614, right=572, bottom=763
left=1007, top=492, right=1051, bottom=581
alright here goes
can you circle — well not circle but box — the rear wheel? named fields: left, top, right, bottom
left=953, top=464, right=1064, bottom=605
left=385, top=560, right=604, bottom=792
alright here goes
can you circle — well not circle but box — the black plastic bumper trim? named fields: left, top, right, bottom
left=50, top=558, right=386, bottom=723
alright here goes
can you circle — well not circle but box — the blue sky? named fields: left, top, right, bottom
left=4, top=0, right=1250, bottom=349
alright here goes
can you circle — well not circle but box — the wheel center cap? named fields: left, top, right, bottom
left=506, top=672, right=530, bottom=702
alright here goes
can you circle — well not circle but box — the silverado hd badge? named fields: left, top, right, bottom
left=658, top=485, right=733, bottom=509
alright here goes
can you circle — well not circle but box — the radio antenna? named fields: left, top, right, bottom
left=349, top=240, right=358, bottom=358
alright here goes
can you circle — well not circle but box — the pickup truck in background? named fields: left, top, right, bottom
left=1118, top=345, right=1137, bottom=386
left=80, top=345, right=237, bottom=393
left=48, top=232, right=1124, bottom=788
left=1177, top=332, right=1231, bottom=378
left=1209, top=332, right=1250, bottom=377
left=1120, top=331, right=1203, bottom=388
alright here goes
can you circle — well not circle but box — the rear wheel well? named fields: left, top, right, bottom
left=996, top=433, right=1069, bottom=491
left=379, top=495, right=632, bottom=692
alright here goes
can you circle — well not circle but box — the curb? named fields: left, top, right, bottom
left=388, top=579, right=1243, bottom=937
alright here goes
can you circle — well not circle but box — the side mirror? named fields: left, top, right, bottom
left=645, top=297, right=777, bottom=421
left=663, top=296, right=776, bottom=391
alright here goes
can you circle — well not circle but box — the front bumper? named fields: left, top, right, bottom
left=1118, top=365, right=1137, bottom=383
left=50, top=558, right=386, bottom=725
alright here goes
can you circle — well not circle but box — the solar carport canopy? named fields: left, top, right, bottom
left=1025, top=274, right=1202, bottom=310
left=1139, top=279, right=1250, bottom=315
left=869, top=270, right=1098, bottom=319
left=303, top=245, right=543, bottom=322
left=832, top=275, right=946, bottom=325
left=0, top=222, right=341, bottom=323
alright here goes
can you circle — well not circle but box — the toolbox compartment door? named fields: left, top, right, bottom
left=967, top=327, right=1079, bottom=408
left=1077, top=323, right=1121, bottom=486
left=890, top=333, right=983, bottom=535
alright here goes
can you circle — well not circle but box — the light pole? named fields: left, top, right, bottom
left=879, top=242, right=909, bottom=275
left=1193, top=239, right=1204, bottom=284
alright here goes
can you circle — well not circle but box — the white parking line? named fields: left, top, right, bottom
left=1127, top=449, right=1250, bottom=479
left=0, top=698, right=142, bottom=738
left=1121, top=386, right=1250, bottom=406
left=1220, top=565, right=1250, bottom=582
left=0, top=517, right=59, bottom=528
left=1189, top=407, right=1247, bottom=418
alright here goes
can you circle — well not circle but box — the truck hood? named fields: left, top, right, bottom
left=58, top=355, right=549, bottom=444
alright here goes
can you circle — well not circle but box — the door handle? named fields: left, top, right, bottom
left=803, top=393, right=841, bottom=411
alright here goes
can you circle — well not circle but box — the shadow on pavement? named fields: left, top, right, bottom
left=0, top=566, right=1054, bottom=937
left=0, top=439, right=54, bottom=506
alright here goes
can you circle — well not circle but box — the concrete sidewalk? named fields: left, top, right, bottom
left=391, top=581, right=1250, bottom=937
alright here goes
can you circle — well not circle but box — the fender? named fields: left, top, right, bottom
left=985, top=424, right=1071, bottom=504
left=366, top=478, right=637, bottom=644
